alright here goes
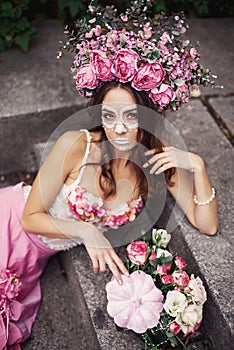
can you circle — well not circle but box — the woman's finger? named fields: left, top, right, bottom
left=143, top=152, right=170, bottom=168
left=112, top=254, right=129, bottom=277
left=154, top=161, right=175, bottom=174
left=107, top=262, right=123, bottom=285
left=149, top=156, right=172, bottom=174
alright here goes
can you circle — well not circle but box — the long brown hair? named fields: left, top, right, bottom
left=86, top=81, right=175, bottom=200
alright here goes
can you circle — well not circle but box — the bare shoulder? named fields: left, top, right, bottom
left=55, top=130, right=88, bottom=157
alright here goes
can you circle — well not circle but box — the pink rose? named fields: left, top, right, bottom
left=76, top=64, right=98, bottom=89
left=126, top=241, right=149, bottom=265
left=173, top=270, right=190, bottom=287
left=90, top=50, right=113, bottom=81
left=111, top=49, right=139, bottom=83
left=149, top=84, right=175, bottom=107
left=162, top=274, right=174, bottom=284
left=188, top=276, right=207, bottom=305
left=132, top=62, right=165, bottom=91
left=170, top=322, right=181, bottom=334
left=157, top=263, right=171, bottom=275
left=175, top=256, right=187, bottom=269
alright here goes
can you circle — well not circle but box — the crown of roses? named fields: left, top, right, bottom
left=58, top=0, right=215, bottom=112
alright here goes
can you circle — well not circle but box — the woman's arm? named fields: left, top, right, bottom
left=21, top=131, right=128, bottom=283
left=144, top=147, right=218, bottom=235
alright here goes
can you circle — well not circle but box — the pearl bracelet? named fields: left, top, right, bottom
left=194, top=187, right=216, bottom=205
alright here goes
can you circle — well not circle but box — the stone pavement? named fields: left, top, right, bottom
left=0, top=17, right=233, bottom=350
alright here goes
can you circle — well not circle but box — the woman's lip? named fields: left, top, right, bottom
left=113, top=139, right=131, bottom=144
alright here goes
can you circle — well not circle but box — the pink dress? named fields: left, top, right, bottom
left=0, top=130, right=143, bottom=349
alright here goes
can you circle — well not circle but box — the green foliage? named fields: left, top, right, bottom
left=0, top=0, right=37, bottom=52
left=0, top=0, right=233, bottom=52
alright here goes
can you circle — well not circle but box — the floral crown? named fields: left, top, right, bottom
left=58, top=0, right=215, bottom=112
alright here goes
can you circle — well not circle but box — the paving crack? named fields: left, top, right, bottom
left=200, top=95, right=234, bottom=147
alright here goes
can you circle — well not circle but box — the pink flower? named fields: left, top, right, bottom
left=149, top=84, right=175, bottom=107
left=173, top=270, right=190, bottom=287
left=149, top=251, right=156, bottom=260
left=106, top=270, right=163, bottom=333
left=170, top=322, right=181, bottom=334
left=159, top=31, right=171, bottom=45
left=190, top=48, right=198, bottom=59
left=76, top=64, right=98, bottom=89
left=90, top=50, right=113, bottom=81
left=111, top=49, right=139, bottom=83
left=0, top=268, right=21, bottom=314
left=126, top=241, right=149, bottom=265
left=188, top=276, right=207, bottom=305
left=175, top=256, right=187, bottom=269
left=162, top=274, right=174, bottom=284
left=157, top=263, right=171, bottom=275
left=132, top=62, right=165, bottom=91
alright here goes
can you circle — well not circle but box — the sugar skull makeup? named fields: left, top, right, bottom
left=101, top=104, right=138, bottom=133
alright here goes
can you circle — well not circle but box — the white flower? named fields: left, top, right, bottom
left=163, top=290, right=187, bottom=317
left=188, top=275, right=207, bottom=305
left=156, top=248, right=172, bottom=259
left=152, top=229, right=171, bottom=248
left=176, top=304, right=203, bottom=335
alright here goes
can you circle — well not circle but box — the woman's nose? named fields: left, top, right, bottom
left=114, top=122, right=128, bottom=134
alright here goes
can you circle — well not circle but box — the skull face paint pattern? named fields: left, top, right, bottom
left=101, top=104, right=138, bottom=130
left=101, top=104, right=138, bottom=151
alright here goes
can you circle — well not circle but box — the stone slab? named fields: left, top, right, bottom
left=209, top=95, right=234, bottom=135
left=0, top=20, right=85, bottom=175
left=60, top=247, right=145, bottom=350
left=21, top=255, right=90, bottom=350
left=0, top=20, right=84, bottom=118
left=164, top=100, right=234, bottom=350
left=187, top=18, right=234, bottom=95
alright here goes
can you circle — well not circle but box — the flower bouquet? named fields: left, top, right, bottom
left=106, top=229, right=207, bottom=349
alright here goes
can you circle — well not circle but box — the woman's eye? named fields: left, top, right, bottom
left=103, top=113, right=115, bottom=120
left=127, top=113, right=138, bottom=120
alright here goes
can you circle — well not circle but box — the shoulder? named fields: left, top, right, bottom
left=54, top=130, right=88, bottom=156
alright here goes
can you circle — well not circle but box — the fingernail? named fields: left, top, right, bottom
left=125, top=271, right=130, bottom=276
left=118, top=279, right=123, bottom=285
left=143, top=163, right=148, bottom=168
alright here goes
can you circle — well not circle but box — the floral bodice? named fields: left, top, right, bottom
left=22, top=129, right=143, bottom=251
left=66, top=184, right=143, bottom=230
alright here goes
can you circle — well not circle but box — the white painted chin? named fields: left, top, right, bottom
left=110, top=139, right=136, bottom=151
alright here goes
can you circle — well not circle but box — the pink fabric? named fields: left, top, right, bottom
left=0, top=182, right=56, bottom=349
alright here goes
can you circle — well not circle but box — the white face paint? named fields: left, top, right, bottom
left=101, top=104, right=138, bottom=132
left=101, top=104, right=139, bottom=151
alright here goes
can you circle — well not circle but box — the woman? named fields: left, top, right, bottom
left=0, top=2, right=218, bottom=348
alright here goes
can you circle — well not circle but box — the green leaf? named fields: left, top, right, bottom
left=14, top=17, right=30, bottom=33
left=14, top=26, right=37, bottom=51
left=1, top=2, right=14, bottom=18
left=57, top=0, right=67, bottom=13
left=68, top=1, right=81, bottom=18
left=174, top=79, right=185, bottom=86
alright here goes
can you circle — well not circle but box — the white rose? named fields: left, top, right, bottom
left=180, top=304, right=203, bottom=326
left=156, top=248, right=172, bottom=259
left=188, top=275, right=207, bottom=305
left=164, top=290, right=187, bottom=317
left=152, top=229, right=171, bottom=248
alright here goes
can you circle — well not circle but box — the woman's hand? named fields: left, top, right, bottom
left=143, top=146, right=204, bottom=174
left=80, top=225, right=129, bottom=285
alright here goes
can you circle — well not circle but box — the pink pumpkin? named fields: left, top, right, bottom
left=106, top=270, right=163, bottom=333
